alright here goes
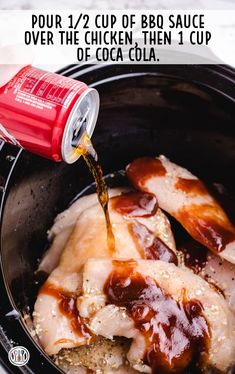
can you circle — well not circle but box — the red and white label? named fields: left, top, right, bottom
left=6, top=67, right=86, bottom=110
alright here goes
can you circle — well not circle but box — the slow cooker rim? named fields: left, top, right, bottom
left=57, top=64, right=235, bottom=103
left=58, top=63, right=235, bottom=77
left=87, top=70, right=235, bottom=103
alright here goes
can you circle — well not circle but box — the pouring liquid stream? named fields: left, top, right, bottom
left=75, top=131, right=116, bottom=254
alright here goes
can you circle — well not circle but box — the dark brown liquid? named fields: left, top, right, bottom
left=39, top=282, right=91, bottom=340
left=76, top=131, right=115, bottom=254
left=179, top=240, right=208, bottom=274
left=179, top=240, right=226, bottom=297
left=104, top=260, right=210, bottom=374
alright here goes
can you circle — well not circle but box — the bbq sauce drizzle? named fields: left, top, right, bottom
left=174, top=177, right=235, bottom=253
left=111, top=190, right=177, bottom=264
left=129, top=221, right=178, bottom=264
left=111, top=191, right=158, bottom=218
left=177, top=204, right=235, bottom=253
left=104, top=260, right=210, bottom=374
left=126, top=157, right=167, bottom=192
left=39, top=282, right=91, bottom=341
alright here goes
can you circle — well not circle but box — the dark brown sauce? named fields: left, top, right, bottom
left=39, top=282, right=91, bottom=340
left=76, top=131, right=115, bottom=253
left=111, top=191, right=158, bottom=218
left=175, top=178, right=208, bottom=196
left=177, top=204, right=235, bottom=253
left=129, top=222, right=178, bottom=265
left=126, top=157, right=166, bottom=191
left=104, top=260, right=210, bottom=374
left=179, top=240, right=225, bottom=298
left=179, top=238, right=228, bottom=293
left=179, top=241, right=209, bottom=274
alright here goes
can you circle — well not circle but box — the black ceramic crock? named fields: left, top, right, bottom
left=0, top=64, right=235, bottom=373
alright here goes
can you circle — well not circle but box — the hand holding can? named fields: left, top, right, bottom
left=0, top=44, right=33, bottom=87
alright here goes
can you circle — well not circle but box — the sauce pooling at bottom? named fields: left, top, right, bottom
left=104, top=260, right=210, bottom=374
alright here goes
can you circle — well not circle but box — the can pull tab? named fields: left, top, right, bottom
left=71, top=122, right=87, bottom=149
left=71, top=108, right=89, bottom=148
left=71, top=109, right=97, bottom=160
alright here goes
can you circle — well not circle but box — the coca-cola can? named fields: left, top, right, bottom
left=0, top=66, right=99, bottom=163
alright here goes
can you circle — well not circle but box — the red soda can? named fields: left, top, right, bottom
left=0, top=66, right=99, bottom=163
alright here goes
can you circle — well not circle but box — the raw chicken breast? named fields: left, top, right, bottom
left=34, top=272, right=88, bottom=355
left=38, top=188, right=177, bottom=275
left=34, top=188, right=177, bottom=356
left=180, top=240, right=235, bottom=313
left=126, top=155, right=235, bottom=264
left=39, top=188, right=130, bottom=274
left=78, top=258, right=235, bottom=374
left=57, top=191, right=177, bottom=274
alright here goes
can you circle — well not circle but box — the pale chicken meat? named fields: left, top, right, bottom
left=180, top=240, right=235, bottom=313
left=39, top=187, right=176, bottom=275
left=34, top=187, right=176, bottom=357
left=38, top=188, right=130, bottom=274
left=126, top=155, right=235, bottom=264
left=34, top=155, right=235, bottom=374
left=78, top=258, right=235, bottom=374
left=34, top=271, right=87, bottom=355
left=56, top=191, right=177, bottom=275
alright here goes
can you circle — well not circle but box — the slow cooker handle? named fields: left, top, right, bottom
left=0, top=141, right=22, bottom=212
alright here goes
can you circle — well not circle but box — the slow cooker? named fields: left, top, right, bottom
left=0, top=64, right=235, bottom=373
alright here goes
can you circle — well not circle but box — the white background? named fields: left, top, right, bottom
left=0, top=0, right=235, bottom=10
left=0, top=0, right=234, bottom=70
left=0, top=10, right=234, bottom=66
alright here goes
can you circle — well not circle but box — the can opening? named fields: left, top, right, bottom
left=61, top=88, right=100, bottom=164
left=71, top=122, right=87, bottom=148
